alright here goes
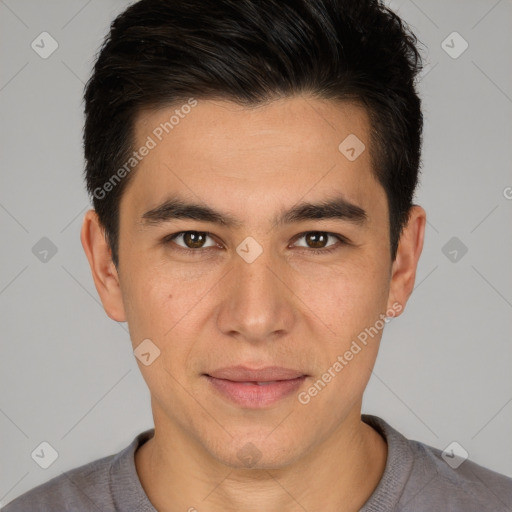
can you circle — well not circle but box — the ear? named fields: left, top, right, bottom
left=386, top=205, right=426, bottom=315
left=80, top=209, right=127, bottom=322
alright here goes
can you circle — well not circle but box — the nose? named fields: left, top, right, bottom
left=215, top=243, right=296, bottom=344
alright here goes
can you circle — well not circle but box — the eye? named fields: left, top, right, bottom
left=291, top=231, right=347, bottom=254
left=163, top=231, right=219, bottom=254
left=162, top=230, right=348, bottom=256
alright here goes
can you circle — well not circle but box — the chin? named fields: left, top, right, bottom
left=206, top=432, right=306, bottom=470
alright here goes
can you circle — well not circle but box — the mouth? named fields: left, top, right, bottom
left=204, top=366, right=308, bottom=408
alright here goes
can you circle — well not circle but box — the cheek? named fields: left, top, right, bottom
left=311, top=258, right=390, bottom=334
left=122, top=270, right=197, bottom=395
left=120, top=266, right=178, bottom=345
left=122, top=264, right=216, bottom=370
left=301, top=267, right=389, bottom=416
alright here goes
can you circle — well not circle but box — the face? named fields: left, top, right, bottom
left=83, top=95, right=424, bottom=469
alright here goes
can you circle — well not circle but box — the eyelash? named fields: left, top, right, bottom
left=162, top=231, right=348, bottom=256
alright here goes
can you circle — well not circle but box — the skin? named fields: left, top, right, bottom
left=81, top=95, right=426, bottom=512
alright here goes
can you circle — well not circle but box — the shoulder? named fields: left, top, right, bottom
left=362, top=414, right=512, bottom=512
left=404, top=438, right=512, bottom=511
left=1, top=430, right=154, bottom=512
left=1, top=452, right=117, bottom=512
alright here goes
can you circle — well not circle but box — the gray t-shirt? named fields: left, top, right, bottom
left=3, top=414, right=511, bottom=511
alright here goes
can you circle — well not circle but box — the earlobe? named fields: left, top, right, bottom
left=80, top=209, right=127, bottom=322
left=386, top=205, right=426, bottom=315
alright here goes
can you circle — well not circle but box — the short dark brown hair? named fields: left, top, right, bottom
left=83, top=0, right=424, bottom=268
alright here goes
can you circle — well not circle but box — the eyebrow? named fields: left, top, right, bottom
left=140, top=195, right=367, bottom=230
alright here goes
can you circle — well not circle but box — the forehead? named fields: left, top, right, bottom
left=121, top=96, right=384, bottom=225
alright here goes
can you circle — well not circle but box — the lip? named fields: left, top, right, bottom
left=204, top=366, right=308, bottom=408
left=207, top=365, right=306, bottom=382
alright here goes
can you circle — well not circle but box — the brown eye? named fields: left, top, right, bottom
left=166, top=231, right=218, bottom=251
left=291, top=231, right=348, bottom=255
left=304, top=232, right=329, bottom=249
left=182, top=231, right=208, bottom=248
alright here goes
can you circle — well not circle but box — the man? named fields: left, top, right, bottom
left=3, top=0, right=511, bottom=511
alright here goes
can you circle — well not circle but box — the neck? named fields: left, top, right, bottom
left=135, top=407, right=387, bottom=512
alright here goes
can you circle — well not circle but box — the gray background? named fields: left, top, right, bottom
left=1, top=0, right=511, bottom=506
